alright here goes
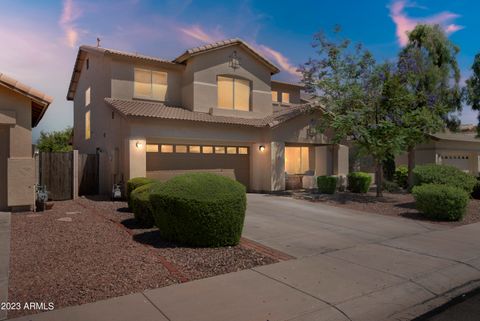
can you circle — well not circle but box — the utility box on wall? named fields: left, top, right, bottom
left=7, top=157, right=35, bottom=208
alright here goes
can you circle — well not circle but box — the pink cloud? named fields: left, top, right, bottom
left=59, top=0, right=82, bottom=47
left=255, top=44, right=300, bottom=78
left=389, top=0, right=464, bottom=46
left=178, top=25, right=225, bottom=44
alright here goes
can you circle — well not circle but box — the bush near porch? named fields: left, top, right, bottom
left=130, top=182, right=162, bottom=227
left=412, top=184, right=469, bottom=221
left=127, top=177, right=157, bottom=209
left=413, top=164, right=477, bottom=193
left=317, top=176, right=338, bottom=194
left=150, top=173, right=246, bottom=247
left=347, top=172, right=372, bottom=193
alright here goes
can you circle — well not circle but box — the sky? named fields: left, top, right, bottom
left=1, top=0, right=479, bottom=141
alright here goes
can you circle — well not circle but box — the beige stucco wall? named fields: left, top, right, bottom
left=271, top=82, right=301, bottom=104
left=396, top=139, right=480, bottom=175
left=0, top=85, right=35, bottom=209
left=183, top=45, right=273, bottom=117
left=111, top=58, right=183, bottom=106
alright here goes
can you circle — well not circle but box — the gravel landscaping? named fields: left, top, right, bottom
left=8, top=197, right=278, bottom=318
left=293, top=191, right=480, bottom=226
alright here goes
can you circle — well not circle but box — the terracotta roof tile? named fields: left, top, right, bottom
left=173, top=38, right=280, bottom=74
left=104, top=98, right=315, bottom=128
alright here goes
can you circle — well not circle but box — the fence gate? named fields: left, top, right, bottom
left=39, top=152, right=73, bottom=200
left=78, top=154, right=99, bottom=196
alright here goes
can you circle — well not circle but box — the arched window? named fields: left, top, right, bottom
left=217, top=75, right=251, bottom=111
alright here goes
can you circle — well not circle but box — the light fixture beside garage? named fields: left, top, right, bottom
left=136, top=141, right=143, bottom=149
left=259, top=145, right=265, bottom=152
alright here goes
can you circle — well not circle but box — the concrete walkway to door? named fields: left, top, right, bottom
left=9, top=194, right=480, bottom=321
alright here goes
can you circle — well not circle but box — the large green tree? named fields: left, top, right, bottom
left=465, top=53, right=480, bottom=136
left=397, top=24, right=462, bottom=186
left=300, top=28, right=410, bottom=196
left=37, top=127, right=73, bottom=152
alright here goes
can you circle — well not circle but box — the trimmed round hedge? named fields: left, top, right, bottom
left=130, top=182, right=161, bottom=227
left=127, top=177, right=156, bottom=209
left=412, top=184, right=469, bottom=221
left=149, top=173, right=246, bottom=247
left=347, top=172, right=372, bottom=193
left=413, top=164, right=477, bottom=193
left=317, top=176, right=338, bottom=194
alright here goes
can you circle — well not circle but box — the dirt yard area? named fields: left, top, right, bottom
left=293, top=191, right=480, bottom=226
left=8, top=197, right=278, bottom=318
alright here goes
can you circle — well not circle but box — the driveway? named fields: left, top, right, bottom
left=244, top=194, right=445, bottom=258
left=9, top=195, right=480, bottom=321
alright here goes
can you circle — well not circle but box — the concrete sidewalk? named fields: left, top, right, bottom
left=8, top=196, right=480, bottom=321
left=0, top=212, right=11, bottom=321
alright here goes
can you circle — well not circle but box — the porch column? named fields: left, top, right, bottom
left=127, top=138, right=146, bottom=179
left=315, top=146, right=331, bottom=176
left=270, top=142, right=285, bottom=191
left=333, top=144, right=349, bottom=176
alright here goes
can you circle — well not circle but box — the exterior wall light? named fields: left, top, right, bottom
left=136, top=141, right=143, bottom=149
left=259, top=145, right=265, bottom=152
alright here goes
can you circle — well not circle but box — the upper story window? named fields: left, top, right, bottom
left=272, top=91, right=278, bottom=102
left=134, top=68, right=167, bottom=101
left=217, top=76, right=250, bottom=111
left=85, top=87, right=91, bottom=106
left=282, top=92, right=290, bottom=104
left=85, top=111, right=91, bottom=140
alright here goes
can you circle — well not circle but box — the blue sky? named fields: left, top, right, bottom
left=0, top=0, right=478, bottom=141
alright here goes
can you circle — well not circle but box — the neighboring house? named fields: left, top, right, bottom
left=396, top=131, right=480, bottom=176
left=0, top=72, right=52, bottom=210
left=67, top=39, right=348, bottom=194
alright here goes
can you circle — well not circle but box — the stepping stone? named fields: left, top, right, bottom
left=57, top=217, right=73, bottom=222
left=66, top=211, right=81, bottom=215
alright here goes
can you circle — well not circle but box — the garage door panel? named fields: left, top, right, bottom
left=147, top=152, right=250, bottom=188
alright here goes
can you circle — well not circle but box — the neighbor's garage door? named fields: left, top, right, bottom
left=146, top=144, right=250, bottom=188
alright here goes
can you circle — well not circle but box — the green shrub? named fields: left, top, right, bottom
left=413, top=164, right=477, bottom=193
left=347, top=172, right=372, bottom=193
left=382, top=180, right=401, bottom=193
left=394, top=165, right=408, bottom=189
left=412, top=184, right=469, bottom=221
left=130, top=182, right=161, bottom=227
left=127, top=177, right=156, bottom=209
left=317, top=176, right=338, bottom=194
left=472, top=176, right=480, bottom=200
left=149, top=173, right=246, bottom=247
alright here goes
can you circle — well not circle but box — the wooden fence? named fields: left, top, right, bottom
left=38, top=151, right=98, bottom=200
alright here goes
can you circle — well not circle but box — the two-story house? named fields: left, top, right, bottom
left=67, top=39, right=348, bottom=194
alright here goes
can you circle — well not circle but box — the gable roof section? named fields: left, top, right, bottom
left=0, top=72, right=52, bottom=127
left=104, top=98, right=315, bottom=128
left=430, top=132, right=480, bottom=143
left=67, top=45, right=179, bottom=101
left=173, top=39, right=280, bottom=74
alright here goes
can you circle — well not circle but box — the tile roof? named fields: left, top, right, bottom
left=430, top=132, right=480, bottom=143
left=0, top=72, right=52, bottom=127
left=80, top=45, right=177, bottom=65
left=271, top=80, right=304, bottom=88
left=104, top=98, right=316, bottom=128
left=173, top=39, right=280, bottom=74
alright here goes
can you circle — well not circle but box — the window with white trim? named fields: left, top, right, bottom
left=134, top=68, right=167, bottom=101
left=85, top=87, right=91, bottom=106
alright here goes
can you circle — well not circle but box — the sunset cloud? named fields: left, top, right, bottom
left=389, top=0, right=464, bottom=46
left=59, top=0, right=81, bottom=47
left=255, top=44, right=301, bottom=78
left=178, top=25, right=225, bottom=44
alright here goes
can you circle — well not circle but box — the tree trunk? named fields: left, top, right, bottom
left=376, top=161, right=383, bottom=197
left=407, top=146, right=415, bottom=189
